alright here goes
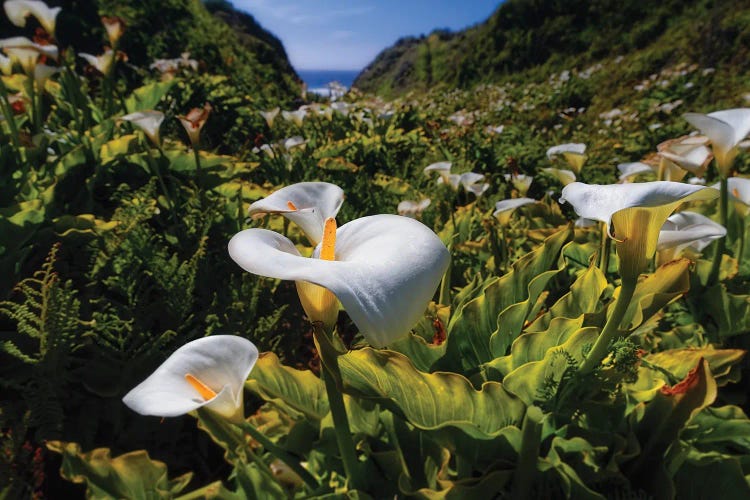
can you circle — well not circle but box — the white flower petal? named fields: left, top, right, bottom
left=617, top=162, right=655, bottom=182
left=713, top=176, right=750, bottom=206
left=546, top=143, right=586, bottom=160
left=247, top=182, right=344, bottom=245
left=120, top=111, right=165, bottom=146
left=423, top=161, right=452, bottom=175
left=493, top=197, right=537, bottom=215
left=541, top=167, right=576, bottom=185
left=4, top=1, right=61, bottom=35
left=657, top=211, right=726, bottom=252
left=123, top=336, right=259, bottom=420
left=228, top=215, right=450, bottom=347
left=559, top=181, right=717, bottom=227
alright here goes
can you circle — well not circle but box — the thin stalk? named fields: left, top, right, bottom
left=707, top=177, right=728, bottom=286
left=191, top=143, right=204, bottom=204
left=145, top=144, right=178, bottom=225
left=0, top=84, right=23, bottom=165
left=599, top=223, right=611, bottom=274
left=236, top=420, right=319, bottom=490
left=312, top=325, right=365, bottom=491
left=578, top=277, right=637, bottom=374
left=511, top=406, right=543, bottom=500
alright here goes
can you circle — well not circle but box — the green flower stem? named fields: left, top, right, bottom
left=578, top=277, right=637, bottom=374
left=235, top=420, right=320, bottom=490
left=191, top=143, right=204, bottom=203
left=312, top=325, right=366, bottom=491
left=0, top=83, right=23, bottom=165
left=707, top=177, right=728, bottom=286
left=512, top=405, right=543, bottom=500
left=599, top=222, right=611, bottom=274
left=144, top=144, right=178, bottom=224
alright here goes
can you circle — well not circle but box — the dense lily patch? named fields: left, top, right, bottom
left=2, top=2, right=750, bottom=499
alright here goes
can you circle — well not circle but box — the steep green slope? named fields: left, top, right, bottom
left=0, top=0, right=301, bottom=101
left=354, top=0, right=750, bottom=98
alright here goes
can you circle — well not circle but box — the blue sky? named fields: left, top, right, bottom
left=232, top=0, right=501, bottom=71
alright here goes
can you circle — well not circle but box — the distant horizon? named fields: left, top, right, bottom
left=232, top=0, right=500, bottom=72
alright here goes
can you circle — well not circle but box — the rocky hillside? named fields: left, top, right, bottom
left=353, top=0, right=750, bottom=98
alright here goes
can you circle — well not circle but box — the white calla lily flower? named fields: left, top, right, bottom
left=504, top=173, right=533, bottom=195
left=541, top=167, right=576, bottom=186
left=683, top=108, right=750, bottom=176
left=123, top=335, right=259, bottom=423
left=260, top=107, right=280, bottom=127
left=465, top=182, right=490, bottom=198
left=493, top=197, right=537, bottom=225
left=458, top=172, right=485, bottom=190
left=560, top=181, right=718, bottom=281
left=617, top=162, right=655, bottom=183
left=120, top=110, right=165, bottom=147
left=79, top=49, right=115, bottom=76
left=229, top=214, right=450, bottom=347
left=247, top=182, right=344, bottom=245
left=546, top=143, right=587, bottom=174
left=0, top=36, right=57, bottom=74
left=282, top=109, right=307, bottom=127
left=397, top=198, right=431, bottom=218
left=4, top=0, right=61, bottom=36
left=656, top=136, right=712, bottom=179
left=423, top=161, right=452, bottom=184
left=33, top=62, right=57, bottom=89
left=713, top=176, right=750, bottom=216
left=657, top=211, right=726, bottom=254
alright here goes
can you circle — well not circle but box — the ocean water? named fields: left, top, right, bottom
left=298, top=69, right=360, bottom=97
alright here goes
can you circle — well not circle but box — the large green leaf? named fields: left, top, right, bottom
left=245, top=352, right=328, bottom=421
left=442, top=227, right=572, bottom=373
left=527, top=264, right=608, bottom=332
left=626, top=358, right=717, bottom=499
left=124, top=81, right=175, bottom=113
left=502, top=327, right=600, bottom=405
left=338, top=348, right=526, bottom=439
left=626, top=347, right=744, bottom=405
left=488, top=316, right=585, bottom=377
left=46, top=441, right=192, bottom=500
left=620, top=258, right=691, bottom=331
left=673, top=448, right=750, bottom=500
left=701, top=283, right=750, bottom=338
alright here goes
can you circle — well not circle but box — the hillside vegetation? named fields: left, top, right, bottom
left=354, top=0, right=750, bottom=100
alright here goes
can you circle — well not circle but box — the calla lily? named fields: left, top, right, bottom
left=560, top=181, right=718, bottom=281
left=178, top=103, right=212, bottom=147
left=282, top=109, right=307, bottom=127
left=657, top=211, right=726, bottom=256
left=79, top=49, right=115, bottom=76
left=683, top=108, right=750, bottom=176
left=504, top=173, right=533, bottom=195
left=656, top=135, right=712, bottom=179
left=485, top=125, right=504, bottom=135
left=120, top=110, right=165, bottom=147
left=423, top=161, right=452, bottom=184
left=4, top=0, right=61, bottom=37
left=546, top=143, right=587, bottom=174
left=465, top=181, right=490, bottom=198
left=0, top=36, right=58, bottom=74
left=101, top=16, right=126, bottom=47
left=331, top=101, right=349, bottom=116
left=541, top=167, right=576, bottom=186
left=397, top=198, right=431, bottom=218
left=33, top=62, right=57, bottom=90
left=617, top=162, right=655, bottom=183
left=493, top=197, right=537, bottom=226
left=229, top=214, right=450, bottom=347
left=713, top=176, right=750, bottom=216
left=122, top=335, right=259, bottom=423
left=260, top=107, right=280, bottom=127
left=247, top=182, right=344, bottom=245
left=458, top=172, right=485, bottom=191
left=282, top=135, right=306, bottom=150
